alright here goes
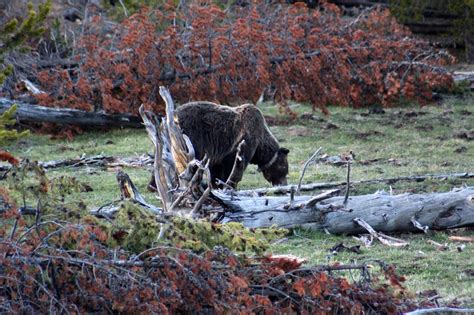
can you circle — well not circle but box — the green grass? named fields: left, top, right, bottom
left=4, top=96, right=474, bottom=305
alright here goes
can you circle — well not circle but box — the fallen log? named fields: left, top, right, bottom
left=218, top=187, right=474, bottom=234
left=0, top=154, right=153, bottom=172
left=406, top=307, right=474, bottom=315
left=239, top=172, right=474, bottom=196
left=453, top=71, right=474, bottom=84
left=0, top=98, right=143, bottom=128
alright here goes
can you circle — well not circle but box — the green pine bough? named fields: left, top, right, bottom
left=0, top=104, right=29, bottom=146
left=0, top=0, right=51, bottom=84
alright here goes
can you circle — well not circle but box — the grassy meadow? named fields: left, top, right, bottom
left=5, top=96, right=474, bottom=305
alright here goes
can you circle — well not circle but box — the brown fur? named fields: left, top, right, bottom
left=149, top=102, right=289, bottom=190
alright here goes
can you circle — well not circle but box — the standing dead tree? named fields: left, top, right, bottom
left=138, top=87, right=212, bottom=214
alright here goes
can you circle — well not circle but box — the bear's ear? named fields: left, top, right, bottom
left=279, top=147, right=290, bottom=155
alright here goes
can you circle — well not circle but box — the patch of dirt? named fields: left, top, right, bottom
left=358, top=158, right=383, bottom=165
left=350, top=128, right=383, bottom=139
left=415, top=124, right=434, bottom=132
left=369, top=107, right=386, bottom=115
left=418, top=289, right=439, bottom=299
left=404, top=111, right=428, bottom=118
left=287, top=126, right=313, bottom=137
left=329, top=242, right=361, bottom=254
left=438, top=117, right=453, bottom=126
left=322, top=122, right=339, bottom=129
left=358, top=158, right=405, bottom=166
left=454, top=146, right=468, bottom=153
left=56, top=144, right=75, bottom=152
left=299, top=113, right=325, bottom=122
left=388, top=158, right=405, bottom=166
left=453, top=130, right=474, bottom=141
left=463, top=269, right=474, bottom=277
left=264, top=115, right=294, bottom=126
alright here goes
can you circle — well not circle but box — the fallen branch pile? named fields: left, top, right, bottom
left=0, top=154, right=153, bottom=172
left=0, top=235, right=430, bottom=314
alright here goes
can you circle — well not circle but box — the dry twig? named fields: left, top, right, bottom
left=353, top=218, right=409, bottom=247
left=448, top=236, right=474, bottom=242
left=296, top=147, right=322, bottom=195
left=225, top=140, right=246, bottom=187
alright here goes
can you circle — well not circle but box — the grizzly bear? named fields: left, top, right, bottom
left=149, top=101, right=289, bottom=190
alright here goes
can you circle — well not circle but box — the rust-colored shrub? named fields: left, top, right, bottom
left=35, top=1, right=454, bottom=116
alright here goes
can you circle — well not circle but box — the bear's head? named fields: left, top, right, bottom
left=260, top=147, right=289, bottom=186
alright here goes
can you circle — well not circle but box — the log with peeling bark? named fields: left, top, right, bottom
left=217, top=187, right=474, bottom=234
left=0, top=98, right=143, bottom=128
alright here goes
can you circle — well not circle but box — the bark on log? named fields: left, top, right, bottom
left=219, top=187, right=474, bottom=234
left=0, top=98, right=143, bottom=128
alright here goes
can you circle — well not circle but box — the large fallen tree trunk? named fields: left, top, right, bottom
left=0, top=98, right=143, bottom=128
left=218, top=187, right=474, bottom=234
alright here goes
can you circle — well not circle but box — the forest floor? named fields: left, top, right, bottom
left=6, top=95, right=474, bottom=306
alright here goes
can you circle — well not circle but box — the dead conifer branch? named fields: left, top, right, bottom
left=153, top=121, right=170, bottom=212
left=353, top=218, right=409, bottom=247
left=305, top=189, right=341, bottom=208
left=170, top=156, right=210, bottom=212
left=296, top=147, right=322, bottom=195
left=115, top=170, right=162, bottom=214
left=343, top=152, right=355, bottom=207
left=190, top=160, right=212, bottom=217
left=426, top=240, right=448, bottom=251
left=226, top=140, right=246, bottom=187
